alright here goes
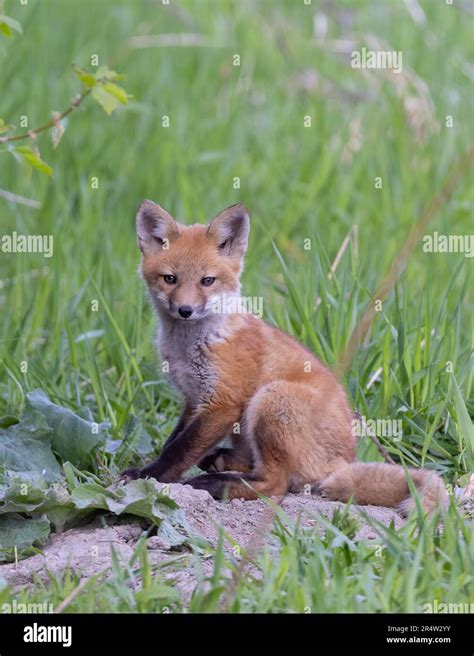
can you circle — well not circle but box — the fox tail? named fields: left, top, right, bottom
left=317, top=462, right=448, bottom=515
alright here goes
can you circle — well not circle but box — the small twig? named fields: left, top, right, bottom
left=365, top=366, right=383, bottom=390
left=54, top=576, right=93, bottom=613
left=0, top=88, right=91, bottom=144
left=316, top=224, right=357, bottom=307
left=354, top=411, right=396, bottom=465
left=367, top=431, right=395, bottom=465
left=0, top=188, right=41, bottom=208
left=328, top=230, right=352, bottom=281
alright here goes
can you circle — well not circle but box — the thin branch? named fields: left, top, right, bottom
left=354, top=411, right=396, bottom=465
left=316, top=224, right=358, bottom=307
left=0, top=88, right=91, bottom=144
left=54, top=576, right=94, bottom=613
left=0, top=188, right=41, bottom=208
left=368, top=432, right=396, bottom=465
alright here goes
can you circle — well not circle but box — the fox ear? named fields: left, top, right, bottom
left=207, top=203, right=250, bottom=259
left=136, top=200, right=179, bottom=253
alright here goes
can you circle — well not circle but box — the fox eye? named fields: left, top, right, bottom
left=201, top=276, right=215, bottom=287
left=163, top=274, right=177, bottom=284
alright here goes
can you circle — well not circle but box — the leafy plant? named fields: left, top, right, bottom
left=0, top=390, right=190, bottom=560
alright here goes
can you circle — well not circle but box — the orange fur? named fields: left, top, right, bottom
left=123, top=201, right=448, bottom=515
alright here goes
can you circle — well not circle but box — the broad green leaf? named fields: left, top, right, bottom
left=95, top=65, right=123, bottom=82
left=0, top=516, right=50, bottom=561
left=92, top=84, right=127, bottom=115
left=0, top=412, right=63, bottom=484
left=12, top=146, right=52, bottom=176
left=0, top=416, right=19, bottom=429
left=102, top=82, right=129, bottom=104
left=0, top=394, right=190, bottom=560
left=71, top=478, right=191, bottom=546
left=0, top=475, right=73, bottom=531
left=0, top=473, right=50, bottom=512
left=25, top=389, right=108, bottom=466
left=73, top=66, right=96, bottom=88
left=74, top=64, right=124, bottom=89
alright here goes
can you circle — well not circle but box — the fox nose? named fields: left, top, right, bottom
left=178, top=305, right=193, bottom=318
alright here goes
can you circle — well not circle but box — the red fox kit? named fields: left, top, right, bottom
left=123, top=200, right=448, bottom=515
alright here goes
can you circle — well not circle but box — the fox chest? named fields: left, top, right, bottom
left=158, top=334, right=217, bottom=404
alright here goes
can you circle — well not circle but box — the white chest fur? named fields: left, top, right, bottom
left=156, top=314, right=229, bottom=404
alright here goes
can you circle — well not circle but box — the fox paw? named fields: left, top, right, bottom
left=118, top=468, right=142, bottom=483
left=185, top=473, right=230, bottom=499
left=198, top=450, right=227, bottom=473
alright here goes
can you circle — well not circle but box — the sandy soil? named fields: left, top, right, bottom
left=1, top=483, right=403, bottom=598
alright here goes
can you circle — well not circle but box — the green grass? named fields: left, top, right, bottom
left=1, top=501, right=472, bottom=614
left=0, top=0, right=472, bottom=612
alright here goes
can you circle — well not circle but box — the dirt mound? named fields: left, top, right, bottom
left=1, top=483, right=403, bottom=592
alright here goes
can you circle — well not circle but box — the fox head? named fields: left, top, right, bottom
left=136, top=200, right=250, bottom=321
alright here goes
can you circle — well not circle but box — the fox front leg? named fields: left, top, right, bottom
left=122, top=409, right=237, bottom=483
left=120, top=404, right=193, bottom=481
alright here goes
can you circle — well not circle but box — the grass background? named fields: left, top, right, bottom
left=0, top=0, right=473, bottom=612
